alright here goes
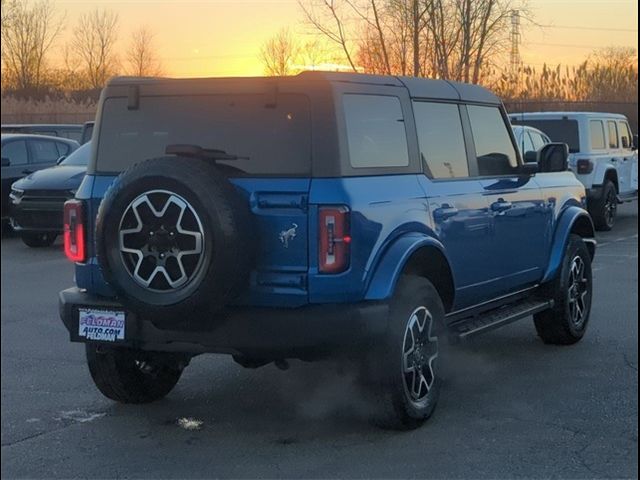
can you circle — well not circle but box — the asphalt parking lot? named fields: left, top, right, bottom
left=1, top=203, right=638, bottom=479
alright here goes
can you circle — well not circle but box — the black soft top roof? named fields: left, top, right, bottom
left=105, top=71, right=501, bottom=104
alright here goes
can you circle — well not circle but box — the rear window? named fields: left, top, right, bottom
left=61, top=142, right=91, bottom=166
left=511, top=119, right=580, bottom=153
left=95, top=94, right=311, bottom=175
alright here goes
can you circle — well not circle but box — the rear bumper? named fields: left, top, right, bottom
left=58, top=287, right=388, bottom=358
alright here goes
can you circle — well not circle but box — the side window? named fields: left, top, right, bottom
left=1, top=140, right=29, bottom=165
left=467, top=105, right=519, bottom=176
left=618, top=121, right=632, bottom=149
left=522, top=132, right=535, bottom=154
left=607, top=121, right=619, bottom=149
left=56, top=142, right=72, bottom=156
left=590, top=120, right=606, bottom=150
left=413, top=101, right=468, bottom=178
left=30, top=139, right=60, bottom=163
left=530, top=131, right=547, bottom=150
left=343, top=94, right=409, bottom=168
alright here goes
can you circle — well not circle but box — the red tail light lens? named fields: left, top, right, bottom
left=576, top=159, right=593, bottom=174
left=64, top=199, right=86, bottom=262
left=319, top=206, right=351, bottom=274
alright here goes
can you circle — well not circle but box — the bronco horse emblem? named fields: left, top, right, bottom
left=279, top=223, right=298, bottom=248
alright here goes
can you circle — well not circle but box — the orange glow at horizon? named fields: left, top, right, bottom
left=49, top=0, right=638, bottom=78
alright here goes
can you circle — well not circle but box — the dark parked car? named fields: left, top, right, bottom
left=1, top=124, right=83, bottom=142
left=59, top=72, right=595, bottom=430
left=1, top=134, right=79, bottom=221
left=10, top=142, right=90, bottom=247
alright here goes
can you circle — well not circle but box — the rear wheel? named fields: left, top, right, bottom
left=362, top=275, right=444, bottom=430
left=590, top=180, right=617, bottom=231
left=534, top=235, right=593, bottom=345
left=21, top=232, right=57, bottom=247
left=86, top=344, right=186, bottom=403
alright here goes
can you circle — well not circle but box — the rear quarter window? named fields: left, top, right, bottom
left=96, top=93, right=311, bottom=175
left=343, top=94, right=409, bottom=168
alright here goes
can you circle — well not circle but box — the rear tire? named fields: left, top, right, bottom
left=534, top=235, right=593, bottom=345
left=362, top=275, right=444, bottom=430
left=21, top=232, right=57, bottom=247
left=589, top=180, right=617, bottom=231
left=86, top=344, right=185, bottom=403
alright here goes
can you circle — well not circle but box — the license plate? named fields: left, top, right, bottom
left=78, top=308, right=126, bottom=342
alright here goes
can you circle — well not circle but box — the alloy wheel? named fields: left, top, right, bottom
left=402, top=306, right=438, bottom=402
left=118, top=190, right=205, bottom=291
left=567, top=255, right=589, bottom=327
left=604, top=189, right=617, bottom=228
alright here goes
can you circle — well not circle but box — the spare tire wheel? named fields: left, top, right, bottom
left=96, top=156, right=254, bottom=327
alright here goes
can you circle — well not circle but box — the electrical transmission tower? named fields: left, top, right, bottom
left=510, top=10, right=522, bottom=77
left=510, top=9, right=522, bottom=96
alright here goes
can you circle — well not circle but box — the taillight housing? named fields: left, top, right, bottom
left=63, top=199, right=86, bottom=262
left=576, top=159, right=593, bottom=174
left=319, top=206, right=351, bottom=274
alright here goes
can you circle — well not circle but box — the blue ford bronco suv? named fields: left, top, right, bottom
left=59, top=72, right=596, bottom=429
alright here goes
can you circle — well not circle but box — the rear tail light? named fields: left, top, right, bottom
left=576, top=159, right=593, bottom=174
left=319, top=206, right=351, bottom=274
left=64, top=199, right=86, bottom=262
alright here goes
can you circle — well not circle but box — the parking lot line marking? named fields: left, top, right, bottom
left=597, top=234, right=638, bottom=249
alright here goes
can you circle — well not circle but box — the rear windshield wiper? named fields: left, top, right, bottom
left=165, top=144, right=249, bottom=161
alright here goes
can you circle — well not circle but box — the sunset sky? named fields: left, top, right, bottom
left=50, top=0, right=638, bottom=77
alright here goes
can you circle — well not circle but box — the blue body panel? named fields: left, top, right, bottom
left=76, top=170, right=592, bottom=313
left=542, top=205, right=594, bottom=283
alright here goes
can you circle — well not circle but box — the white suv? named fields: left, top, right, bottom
left=511, top=112, right=638, bottom=230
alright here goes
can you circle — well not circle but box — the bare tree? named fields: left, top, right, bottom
left=299, top=0, right=359, bottom=72
left=298, top=38, right=331, bottom=70
left=69, top=9, right=119, bottom=89
left=1, top=0, right=64, bottom=92
left=301, top=0, right=517, bottom=82
left=126, top=26, right=163, bottom=77
left=260, top=28, right=300, bottom=76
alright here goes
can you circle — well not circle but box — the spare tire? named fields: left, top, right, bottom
left=96, top=156, right=254, bottom=328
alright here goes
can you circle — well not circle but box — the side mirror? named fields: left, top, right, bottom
left=1, top=157, right=10, bottom=167
left=524, top=150, right=538, bottom=163
left=538, top=142, right=569, bottom=173
left=56, top=155, right=67, bottom=165
left=633, top=134, right=638, bottom=150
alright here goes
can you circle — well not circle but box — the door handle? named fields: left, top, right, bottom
left=433, top=205, right=459, bottom=221
left=491, top=200, right=513, bottom=212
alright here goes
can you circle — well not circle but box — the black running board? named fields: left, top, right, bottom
left=449, top=298, right=554, bottom=340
